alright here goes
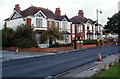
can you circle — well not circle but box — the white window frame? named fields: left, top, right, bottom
left=62, top=21, right=67, bottom=30
left=36, top=18, right=43, bottom=27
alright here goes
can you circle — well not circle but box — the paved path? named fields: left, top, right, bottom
left=61, top=54, right=119, bottom=77
left=2, top=45, right=118, bottom=78
left=1, top=50, right=57, bottom=61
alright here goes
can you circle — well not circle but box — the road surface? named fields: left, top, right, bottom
left=2, top=45, right=118, bottom=77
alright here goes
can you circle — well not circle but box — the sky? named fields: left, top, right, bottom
left=0, top=0, right=120, bottom=29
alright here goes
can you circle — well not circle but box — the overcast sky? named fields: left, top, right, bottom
left=0, top=0, right=120, bottom=29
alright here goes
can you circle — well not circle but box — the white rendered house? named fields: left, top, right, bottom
left=4, top=4, right=72, bottom=48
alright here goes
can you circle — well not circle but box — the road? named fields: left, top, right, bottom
left=2, top=45, right=118, bottom=77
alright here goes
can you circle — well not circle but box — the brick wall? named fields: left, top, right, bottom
left=3, top=42, right=114, bottom=52
left=83, top=44, right=97, bottom=49
left=3, top=46, right=74, bottom=52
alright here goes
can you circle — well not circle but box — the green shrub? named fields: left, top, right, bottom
left=16, top=38, right=37, bottom=48
left=14, top=24, right=38, bottom=48
left=49, top=42, right=62, bottom=48
left=2, top=27, right=15, bottom=47
left=61, top=43, right=73, bottom=47
left=73, top=39, right=98, bottom=45
left=83, top=40, right=98, bottom=45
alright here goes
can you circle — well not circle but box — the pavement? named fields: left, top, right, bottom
left=0, top=49, right=58, bottom=61
left=1, top=46, right=95, bottom=61
left=59, top=53, right=119, bottom=78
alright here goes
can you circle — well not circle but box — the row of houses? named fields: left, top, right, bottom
left=4, top=4, right=103, bottom=48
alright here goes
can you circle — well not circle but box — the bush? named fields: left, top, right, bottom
left=2, top=27, right=15, bottom=47
left=73, top=39, right=98, bottom=45
left=49, top=42, right=62, bottom=48
left=83, top=40, right=98, bottom=45
left=16, top=38, right=37, bottom=48
left=61, top=43, right=73, bottom=47
left=14, top=24, right=38, bottom=48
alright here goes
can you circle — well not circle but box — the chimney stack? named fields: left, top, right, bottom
left=55, top=8, right=61, bottom=16
left=14, top=4, right=20, bottom=12
left=78, top=10, right=84, bottom=17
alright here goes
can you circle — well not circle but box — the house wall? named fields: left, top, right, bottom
left=71, top=22, right=103, bottom=40
left=6, top=18, right=26, bottom=29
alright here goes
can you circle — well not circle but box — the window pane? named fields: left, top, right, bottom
left=36, top=18, right=43, bottom=27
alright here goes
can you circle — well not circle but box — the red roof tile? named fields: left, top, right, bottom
left=70, top=16, right=95, bottom=24
left=5, top=6, right=70, bottom=22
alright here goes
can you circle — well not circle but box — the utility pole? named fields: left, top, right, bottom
left=96, top=9, right=102, bottom=39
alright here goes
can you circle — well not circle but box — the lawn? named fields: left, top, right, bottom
left=92, top=62, right=120, bottom=79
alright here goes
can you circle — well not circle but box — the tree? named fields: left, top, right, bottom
left=14, top=24, right=38, bottom=48
left=2, top=27, right=15, bottom=47
left=104, top=11, right=120, bottom=35
left=104, top=11, right=120, bottom=43
left=40, top=27, right=64, bottom=45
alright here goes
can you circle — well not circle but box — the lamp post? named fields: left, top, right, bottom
left=96, top=9, right=102, bottom=39
left=96, top=9, right=102, bottom=26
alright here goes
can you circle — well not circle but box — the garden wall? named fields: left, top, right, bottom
left=83, top=44, right=97, bottom=49
left=3, top=42, right=114, bottom=52
left=3, top=46, right=74, bottom=52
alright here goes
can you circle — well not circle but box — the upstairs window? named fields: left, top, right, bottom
left=77, top=25, right=82, bottom=33
left=87, top=23, right=90, bottom=30
left=95, top=26, right=98, bottom=31
left=79, top=25, right=83, bottom=33
left=36, top=18, right=43, bottom=27
left=62, top=21, right=67, bottom=30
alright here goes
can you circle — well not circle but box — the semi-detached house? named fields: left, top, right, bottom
left=70, top=10, right=103, bottom=40
left=4, top=4, right=103, bottom=48
left=4, top=4, right=71, bottom=48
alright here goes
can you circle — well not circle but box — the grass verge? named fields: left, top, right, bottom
left=92, top=62, right=120, bottom=79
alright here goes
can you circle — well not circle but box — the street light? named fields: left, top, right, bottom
left=96, top=9, right=102, bottom=25
left=96, top=9, right=102, bottom=39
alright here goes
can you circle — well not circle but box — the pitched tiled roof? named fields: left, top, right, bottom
left=70, top=16, right=88, bottom=24
left=5, top=6, right=70, bottom=21
left=70, top=16, right=95, bottom=24
left=21, top=6, right=56, bottom=19
left=56, top=15, right=70, bottom=21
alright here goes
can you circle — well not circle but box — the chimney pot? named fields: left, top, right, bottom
left=55, top=8, right=61, bottom=16
left=14, top=4, right=20, bottom=12
left=78, top=10, right=84, bottom=17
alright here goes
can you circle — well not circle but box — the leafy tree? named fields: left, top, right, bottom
left=2, top=27, right=15, bottom=47
left=104, top=11, right=120, bottom=43
left=14, top=24, right=38, bottom=48
left=40, top=27, right=64, bottom=45
left=104, top=11, right=120, bottom=36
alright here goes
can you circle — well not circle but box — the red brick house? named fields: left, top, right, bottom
left=70, top=10, right=103, bottom=40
